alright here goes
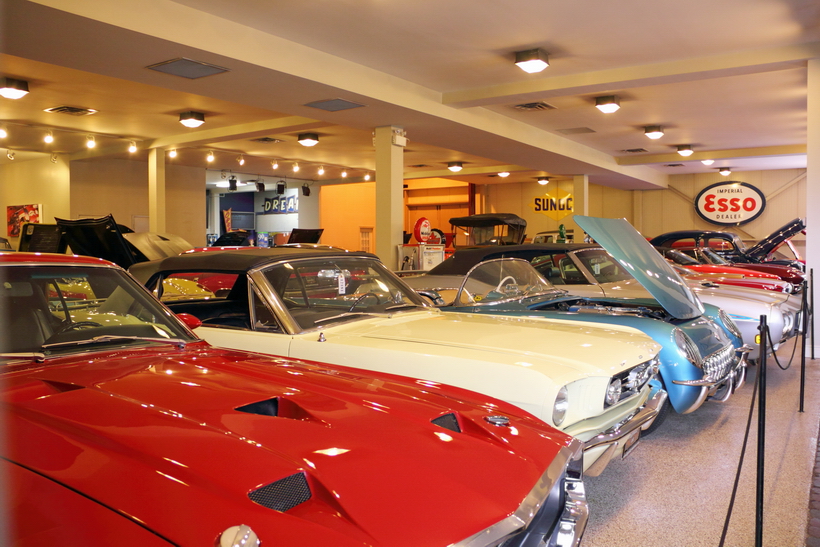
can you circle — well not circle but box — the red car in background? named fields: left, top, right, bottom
left=660, top=249, right=796, bottom=293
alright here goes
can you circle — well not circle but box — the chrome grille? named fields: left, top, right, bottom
left=702, top=344, right=736, bottom=381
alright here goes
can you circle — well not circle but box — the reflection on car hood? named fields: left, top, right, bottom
left=574, top=216, right=705, bottom=321
left=2, top=344, right=570, bottom=546
left=746, top=217, right=805, bottom=261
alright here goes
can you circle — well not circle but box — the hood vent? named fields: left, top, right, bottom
left=248, top=472, right=311, bottom=512
left=236, top=398, right=279, bottom=417
left=44, top=106, right=98, bottom=116
left=41, top=379, right=86, bottom=393
left=236, top=397, right=320, bottom=423
left=431, top=412, right=461, bottom=433
left=512, top=101, right=556, bottom=111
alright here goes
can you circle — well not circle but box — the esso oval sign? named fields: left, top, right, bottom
left=413, top=217, right=432, bottom=243
left=694, top=181, right=766, bottom=226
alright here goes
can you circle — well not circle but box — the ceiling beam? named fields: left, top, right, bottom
left=615, top=144, right=807, bottom=166
left=443, top=42, right=820, bottom=108
left=402, top=164, right=530, bottom=180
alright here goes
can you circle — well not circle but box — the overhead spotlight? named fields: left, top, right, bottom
left=341, top=170, right=348, bottom=178
left=179, top=111, right=205, bottom=128
left=256, top=181, right=266, bottom=192
left=128, top=141, right=137, bottom=153
left=447, top=161, right=463, bottom=172
left=0, top=126, right=6, bottom=138
left=301, top=183, right=311, bottom=197
left=498, top=171, right=510, bottom=178
left=298, top=132, right=319, bottom=146
left=276, top=180, right=287, bottom=194
left=6, top=149, right=14, bottom=160
left=537, top=177, right=550, bottom=185
left=644, top=125, right=664, bottom=139
left=595, top=95, right=620, bottom=113
left=237, top=154, right=244, bottom=166
left=318, top=165, right=325, bottom=175
left=0, top=77, right=29, bottom=100
left=168, top=149, right=177, bottom=158
left=701, top=159, right=715, bottom=166
left=293, top=163, right=300, bottom=172
left=50, top=153, right=58, bottom=163
left=271, top=160, right=279, bottom=170
left=677, top=145, right=693, bottom=157
left=44, top=131, right=54, bottom=144
left=206, top=150, right=215, bottom=162
left=514, top=48, right=549, bottom=73
left=228, top=175, right=238, bottom=192
left=364, top=173, right=371, bottom=181
left=86, top=135, right=96, bottom=148
left=718, top=167, right=732, bottom=176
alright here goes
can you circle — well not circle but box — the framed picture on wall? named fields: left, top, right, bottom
left=6, top=204, right=42, bottom=237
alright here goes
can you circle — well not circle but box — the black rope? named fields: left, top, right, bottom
left=717, top=344, right=761, bottom=547
left=766, top=321, right=798, bottom=371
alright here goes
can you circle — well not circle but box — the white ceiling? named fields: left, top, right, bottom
left=1, top=0, right=816, bottom=190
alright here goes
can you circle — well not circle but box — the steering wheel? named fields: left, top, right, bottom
left=348, top=292, right=382, bottom=311
left=495, top=275, right=517, bottom=293
left=52, top=320, right=103, bottom=335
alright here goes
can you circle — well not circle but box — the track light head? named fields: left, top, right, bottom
left=301, top=183, right=311, bottom=197
left=228, top=175, right=238, bottom=192
left=276, top=180, right=287, bottom=194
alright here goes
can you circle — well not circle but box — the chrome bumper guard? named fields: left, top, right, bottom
left=671, top=344, right=751, bottom=398
left=582, top=389, right=667, bottom=477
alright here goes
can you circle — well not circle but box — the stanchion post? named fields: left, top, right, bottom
left=800, top=279, right=808, bottom=412
left=756, top=315, right=768, bottom=547
left=811, top=269, right=815, bottom=360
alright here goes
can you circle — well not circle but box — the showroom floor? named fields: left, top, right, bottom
left=581, top=336, right=819, bottom=547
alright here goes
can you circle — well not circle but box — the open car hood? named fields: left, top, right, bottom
left=746, top=217, right=805, bottom=261
left=575, top=215, right=705, bottom=320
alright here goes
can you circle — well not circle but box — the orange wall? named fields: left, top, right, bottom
left=320, top=182, right=376, bottom=251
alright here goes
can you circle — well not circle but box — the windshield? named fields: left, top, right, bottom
left=700, top=247, right=731, bottom=265
left=662, top=249, right=700, bottom=266
left=454, top=259, right=557, bottom=306
left=1, top=264, right=195, bottom=356
left=572, top=249, right=636, bottom=283
left=262, top=257, right=427, bottom=330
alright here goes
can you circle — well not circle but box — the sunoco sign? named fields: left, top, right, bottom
left=694, top=181, right=766, bottom=226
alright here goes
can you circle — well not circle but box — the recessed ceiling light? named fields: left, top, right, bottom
left=179, top=111, right=205, bottom=128
left=677, top=145, right=693, bottom=157
left=701, top=159, right=715, bottom=165
left=447, top=161, right=463, bottom=172
left=644, top=125, right=664, bottom=139
left=514, top=49, right=549, bottom=73
left=595, top=95, right=620, bottom=113
left=0, top=77, right=29, bottom=100
left=298, top=133, right=319, bottom=147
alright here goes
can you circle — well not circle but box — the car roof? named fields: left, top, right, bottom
left=0, top=251, right=116, bottom=267
left=427, top=243, right=595, bottom=275
left=128, top=247, right=377, bottom=281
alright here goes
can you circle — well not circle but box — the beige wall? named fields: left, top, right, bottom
left=320, top=182, right=376, bottom=252
left=0, top=155, right=71, bottom=248
left=70, top=158, right=207, bottom=247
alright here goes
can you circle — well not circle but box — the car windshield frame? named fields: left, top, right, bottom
left=453, top=258, right=561, bottom=307
left=569, top=248, right=638, bottom=284
left=1, top=263, right=196, bottom=358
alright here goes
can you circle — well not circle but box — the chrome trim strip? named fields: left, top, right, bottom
left=582, top=390, right=666, bottom=454
left=671, top=344, right=751, bottom=387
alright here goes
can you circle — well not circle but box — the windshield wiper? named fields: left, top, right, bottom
left=0, top=352, right=46, bottom=363
left=42, top=335, right=190, bottom=351
left=313, top=312, right=374, bottom=325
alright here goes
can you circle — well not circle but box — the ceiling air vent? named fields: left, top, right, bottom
left=304, top=98, right=365, bottom=112
left=146, top=58, right=229, bottom=79
left=409, top=164, right=431, bottom=168
left=622, top=148, right=648, bottom=153
left=512, top=101, right=556, bottom=111
left=665, top=163, right=684, bottom=167
left=557, top=127, right=596, bottom=135
left=44, top=106, right=98, bottom=116
left=251, top=137, right=284, bottom=143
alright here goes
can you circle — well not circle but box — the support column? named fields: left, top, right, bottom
left=374, top=125, right=404, bottom=269
left=568, top=174, right=589, bottom=242
left=148, top=148, right=166, bottom=233
left=806, top=59, right=820, bottom=354
left=632, top=190, right=644, bottom=234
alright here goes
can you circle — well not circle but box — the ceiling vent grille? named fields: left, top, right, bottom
left=622, top=148, right=648, bottom=153
left=44, top=106, right=98, bottom=116
left=251, top=137, right=284, bottom=143
left=409, top=164, right=431, bottom=168
left=146, top=58, right=229, bottom=79
left=557, top=127, right=596, bottom=135
left=512, top=101, right=556, bottom=111
left=665, top=163, right=684, bottom=167
left=304, top=98, right=365, bottom=112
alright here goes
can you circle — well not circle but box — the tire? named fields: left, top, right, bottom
left=642, top=395, right=672, bottom=436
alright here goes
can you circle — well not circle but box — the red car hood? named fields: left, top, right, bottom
left=3, top=344, right=570, bottom=546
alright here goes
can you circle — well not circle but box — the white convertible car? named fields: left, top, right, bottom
left=130, top=247, right=664, bottom=476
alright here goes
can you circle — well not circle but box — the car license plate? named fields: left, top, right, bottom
left=622, top=429, right=641, bottom=458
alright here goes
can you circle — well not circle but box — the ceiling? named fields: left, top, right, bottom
left=1, top=0, right=817, bottom=192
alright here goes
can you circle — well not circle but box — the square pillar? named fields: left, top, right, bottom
left=148, top=148, right=166, bottom=233
left=374, top=125, right=404, bottom=268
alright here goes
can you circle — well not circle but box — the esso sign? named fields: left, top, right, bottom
left=694, top=181, right=766, bottom=226
left=413, top=217, right=432, bottom=243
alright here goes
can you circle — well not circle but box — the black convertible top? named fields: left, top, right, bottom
left=427, top=243, right=595, bottom=275
left=448, top=213, right=527, bottom=228
left=129, top=247, right=376, bottom=284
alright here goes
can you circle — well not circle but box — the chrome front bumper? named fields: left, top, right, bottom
left=670, top=344, right=751, bottom=400
left=582, top=389, right=667, bottom=477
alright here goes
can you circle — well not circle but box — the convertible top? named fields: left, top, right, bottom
left=427, top=243, right=595, bottom=275
left=448, top=213, right=527, bottom=228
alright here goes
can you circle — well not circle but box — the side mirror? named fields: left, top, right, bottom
left=176, top=312, right=202, bottom=330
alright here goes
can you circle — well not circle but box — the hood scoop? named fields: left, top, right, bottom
left=235, top=397, right=326, bottom=425
left=248, top=472, right=311, bottom=512
left=40, top=379, right=86, bottom=394
left=431, top=412, right=462, bottom=433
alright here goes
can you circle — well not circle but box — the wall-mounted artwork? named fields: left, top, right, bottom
left=7, top=204, right=42, bottom=237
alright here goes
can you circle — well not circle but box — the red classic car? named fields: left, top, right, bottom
left=0, top=252, right=587, bottom=547
left=660, top=249, right=795, bottom=293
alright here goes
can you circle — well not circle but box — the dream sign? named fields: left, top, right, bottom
left=694, top=181, right=766, bottom=226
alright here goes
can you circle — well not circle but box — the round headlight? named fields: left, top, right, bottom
left=553, top=386, right=569, bottom=426
left=718, top=308, right=743, bottom=340
left=605, top=378, right=622, bottom=407
left=674, top=327, right=703, bottom=367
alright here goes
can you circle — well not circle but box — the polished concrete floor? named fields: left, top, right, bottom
left=582, top=337, right=819, bottom=547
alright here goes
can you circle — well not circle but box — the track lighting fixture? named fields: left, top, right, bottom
left=318, top=165, right=325, bottom=175
left=514, top=48, right=549, bottom=73
left=237, top=154, right=244, bottom=166
left=364, top=173, right=371, bottom=181
left=228, top=175, right=238, bottom=192
left=179, top=111, right=205, bottom=128
left=276, top=180, right=287, bottom=194
left=7, top=149, right=15, bottom=160
left=44, top=131, right=54, bottom=144
left=298, top=133, right=319, bottom=147
left=498, top=171, right=510, bottom=178
left=271, top=160, right=279, bottom=170
left=128, top=141, right=137, bottom=153
left=293, top=163, right=300, bottom=172
left=644, top=125, right=664, bottom=139
left=301, top=183, right=311, bottom=197
left=256, top=181, right=265, bottom=192
left=677, top=145, right=693, bottom=157
left=0, top=77, right=29, bottom=100
left=595, top=96, right=620, bottom=113
left=168, top=149, right=177, bottom=158
left=206, top=150, right=215, bottom=162
left=537, top=177, right=550, bottom=185
left=50, top=153, right=58, bottom=163
left=86, top=135, right=96, bottom=148
left=447, top=162, right=463, bottom=172
left=701, top=159, right=714, bottom=166
left=718, top=167, right=732, bottom=176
